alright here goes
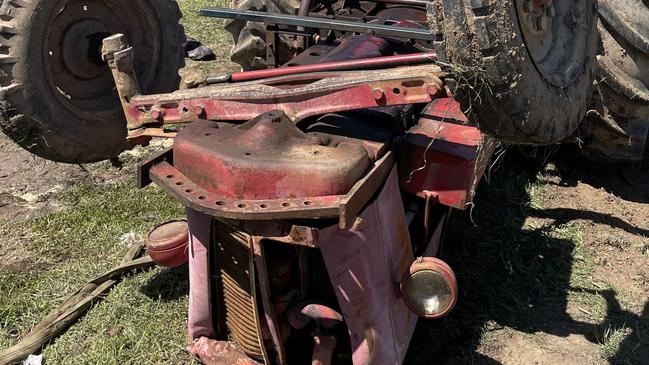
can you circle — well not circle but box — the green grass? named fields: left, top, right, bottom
left=0, top=1, right=234, bottom=362
left=179, top=0, right=240, bottom=75
left=404, top=151, right=649, bottom=364
left=0, top=181, right=187, bottom=363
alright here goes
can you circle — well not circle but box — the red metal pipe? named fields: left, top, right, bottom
left=287, top=303, right=343, bottom=330
left=229, top=52, right=437, bottom=82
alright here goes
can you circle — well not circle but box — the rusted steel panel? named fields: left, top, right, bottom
left=318, top=167, right=417, bottom=365
left=173, top=113, right=372, bottom=200
left=125, top=65, right=443, bottom=130
left=149, top=146, right=394, bottom=228
left=399, top=98, right=493, bottom=209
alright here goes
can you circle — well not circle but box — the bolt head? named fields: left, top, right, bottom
left=193, top=105, right=204, bottom=116
left=372, top=89, right=385, bottom=101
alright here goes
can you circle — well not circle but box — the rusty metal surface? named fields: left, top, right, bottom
left=398, top=98, right=492, bottom=210
left=173, top=113, right=373, bottom=200
left=317, top=167, right=417, bottom=365
left=137, top=147, right=172, bottom=188
left=148, top=152, right=394, bottom=229
left=101, top=32, right=442, bottom=137
left=125, top=65, right=443, bottom=131
left=186, top=337, right=262, bottom=365
left=252, top=238, right=286, bottom=365
left=230, top=51, right=436, bottom=82
left=211, top=220, right=266, bottom=362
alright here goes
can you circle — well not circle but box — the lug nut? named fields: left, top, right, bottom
left=372, top=89, right=385, bottom=101
left=151, top=109, right=163, bottom=121
left=193, top=105, right=204, bottom=116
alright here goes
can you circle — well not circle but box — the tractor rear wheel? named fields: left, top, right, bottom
left=0, top=0, right=185, bottom=163
left=581, top=0, right=649, bottom=160
left=430, top=0, right=598, bottom=145
left=225, top=0, right=299, bottom=70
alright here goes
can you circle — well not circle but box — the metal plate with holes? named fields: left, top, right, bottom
left=149, top=152, right=393, bottom=229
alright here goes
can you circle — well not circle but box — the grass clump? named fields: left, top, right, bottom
left=0, top=181, right=187, bottom=363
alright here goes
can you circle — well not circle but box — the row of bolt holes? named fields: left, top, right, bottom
left=165, top=174, right=314, bottom=209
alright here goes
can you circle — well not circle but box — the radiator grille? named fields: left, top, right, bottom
left=212, top=220, right=265, bottom=361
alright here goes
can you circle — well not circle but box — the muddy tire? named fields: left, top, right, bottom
left=430, top=0, right=598, bottom=145
left=0, top=0, right=185, bottom=163
left=583, top=0, right=649, bottom=160
left=225, top=0, right=299, bottom=70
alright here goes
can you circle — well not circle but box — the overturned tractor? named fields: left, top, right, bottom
left=1, top=0, right=647, bottom=364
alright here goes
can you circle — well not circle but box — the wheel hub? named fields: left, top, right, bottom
left=517, top=0, right=555, bottom=64
left=61, top=20, right=110, bottom=80
left=43, top=0, right=163, bottom=118
left=515, top=0, right=594, bottom=87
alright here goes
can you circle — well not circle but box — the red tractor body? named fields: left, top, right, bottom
left=103, top=7, right=493, bottom=363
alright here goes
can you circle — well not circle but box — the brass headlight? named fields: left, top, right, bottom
left=400, top=257, right=458, bottom=318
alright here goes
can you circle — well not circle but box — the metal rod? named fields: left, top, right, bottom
left=297, top=0, right=312, bottom=50
left=222, top=52, right=437, bottom=83
left=199, top=8, right=436, bottom=40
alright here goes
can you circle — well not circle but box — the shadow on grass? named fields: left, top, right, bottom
left=545, top=150, right=649, bottom=205
left=140, top=264, right=189, bottom=301
left=404, top=149, right=649, bottom=364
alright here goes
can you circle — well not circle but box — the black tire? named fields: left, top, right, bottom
left=225, top=0, right=299, bottom=70
left=585, top=0, right=649, bottom=159
left=430, top=0, right=598, bottom=145
left=0, top=0, right=185, bottom=163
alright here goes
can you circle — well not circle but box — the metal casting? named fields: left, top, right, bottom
left=144, top=150, right=394, bottom=229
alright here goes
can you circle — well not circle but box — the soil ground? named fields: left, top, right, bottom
left=1, top=0, right=649, bottom=363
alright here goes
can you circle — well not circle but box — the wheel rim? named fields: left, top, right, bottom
left=43, top=0, right=164, bottom=121
left=515, top=0, right=594, bottom=87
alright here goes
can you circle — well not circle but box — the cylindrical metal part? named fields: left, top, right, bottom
left=145, top=220, right=189, bottom=267
left=229, top=51, right=437, bottom=82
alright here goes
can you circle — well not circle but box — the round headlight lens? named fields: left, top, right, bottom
left=401, top=258, right=457, bottom=318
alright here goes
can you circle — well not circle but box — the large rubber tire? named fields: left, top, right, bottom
left=0, top=0, right=185, bottom=163
left=430, top=0, right=598, bottom=145
left=225, top=0, right=299, bottom=70
left=588, top=0, right=649, bottom=159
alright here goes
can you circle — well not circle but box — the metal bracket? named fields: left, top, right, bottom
left=148, top=152, right=394, bottom=229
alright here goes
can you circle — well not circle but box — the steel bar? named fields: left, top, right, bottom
left=126, top=64, right=443, bottom=130
left=199, top=8, right=436, bottom=40
left=225, top=52, right=437, bottom=82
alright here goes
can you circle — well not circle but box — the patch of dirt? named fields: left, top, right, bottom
left=477, top=156, right=649, bottom=365
left=0, top=133, right=89, bottom=220
left=540, top=162, right=649, bottom=312
left=480, top=329, right=604, bottom=365
left=0, top=133, right=172, bottom=222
